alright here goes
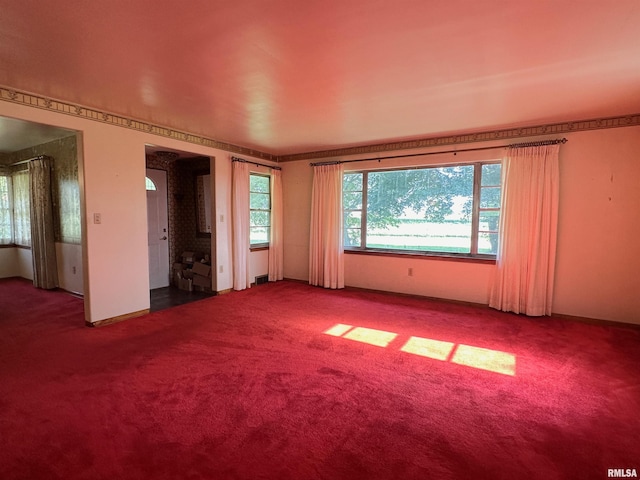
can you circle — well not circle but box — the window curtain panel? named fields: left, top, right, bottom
left=309, top=163, right=344, bottom=289
left=489, top=144, right=560, bottom=316
left=29, top=157, right=59, bottom=290
left=232, top=160, right=251, bottom=290
left=12, top=171, right=31, bottom=247
left=268, top=169, right=284, bottom=282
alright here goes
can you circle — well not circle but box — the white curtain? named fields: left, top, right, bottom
left=309, top=163, right=344, bottom=289
left=29, top=157, right=59, bottom=289
left=0, top=175, right=14, bottom=245
left=232, top=160, right=251, bottom=290
left=489, top=144, right=560, bottom=316
left=268, top=169, right=284, bottom=281
left=12, top=171, right=31, bottom=247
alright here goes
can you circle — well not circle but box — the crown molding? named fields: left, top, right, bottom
left=0, top=86, right=275, bottom=161
left=277, top=113, right=640, bottom=162
left=2, top=85, right=639, bottom=163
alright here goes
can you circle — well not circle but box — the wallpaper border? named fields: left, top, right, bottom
left=2, top=85, right=638, bottom=162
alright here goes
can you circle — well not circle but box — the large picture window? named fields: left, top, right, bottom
left=249, top=173, right=270, bottom=247
left=343, top=162, right=501, bottom=257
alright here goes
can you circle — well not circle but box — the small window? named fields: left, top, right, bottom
left=145, top=177, right=157, bottom=191
left=250, top=173, right=270, bottom=247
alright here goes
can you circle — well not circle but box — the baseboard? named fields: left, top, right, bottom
left=216, top=288, right=233, bottom=295
left=57, top=287, right=84, bottom=299
left=551, top=312, right=640, bottom=331
left=86, top=309, right=149, bottom=328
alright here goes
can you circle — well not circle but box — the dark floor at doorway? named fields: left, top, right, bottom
left=149, top=286, right=215, bottom=312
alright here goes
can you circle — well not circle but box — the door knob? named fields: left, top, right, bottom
left=160, top=236, right=167, bottom=240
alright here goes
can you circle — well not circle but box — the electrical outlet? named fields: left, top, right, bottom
left=93, top=213, right=101, bottom=224
left=408, top=267, right=413, bottom=277
left=219, top=265, right=223, bottom=273
left=72, top=266, right=76, bottom=274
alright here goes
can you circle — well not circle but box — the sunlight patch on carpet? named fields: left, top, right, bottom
left=451, top=344, right=516, bottom=376
left=324, top=324, right=516, bottom=376
left=324, top=324, right=354, bottom=337
left=400, top=336, right=455, bottom=361
left=343, top=327, right=398, bottom=348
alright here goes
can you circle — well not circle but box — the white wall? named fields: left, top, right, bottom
left=1, top=243, right=84, bottom=294
left=552, top=127, right=640, bottom=322
left=0, top=101, right=275, bottom=323
left=56, top=243, right=83, bottom=294
left=0, top=248, right=18, bottom=278
left=0, top=247, right=34, bottom=280
left=16, top=247, right=33, bottom=279
left=282, top=126, right=640, bottom=325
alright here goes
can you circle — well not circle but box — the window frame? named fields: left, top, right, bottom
left=249, top=172, right=271, bottom=250
left=343, top=161, right=501, bottom=261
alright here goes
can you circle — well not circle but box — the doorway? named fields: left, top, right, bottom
left=145, top=147, right=215, bottom=311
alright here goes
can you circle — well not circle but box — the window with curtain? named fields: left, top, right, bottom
left=0, top=172, right=31, bottom=247
left=0, top=175, right=12, bottom=245
left=343, top=162, right=501, bottom=257
left=249, top=173, right=271, bottom=247
left=12, top=170, right=31, bottom=247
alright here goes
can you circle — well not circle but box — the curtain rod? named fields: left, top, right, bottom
left=9, top=155, right=48, bottom=166
left=309, top=138, right=567, bottom=167
left=231, top=156, right=281, bottom=171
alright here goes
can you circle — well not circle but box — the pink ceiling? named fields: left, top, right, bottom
left=1, top=0, right=639, bottom=156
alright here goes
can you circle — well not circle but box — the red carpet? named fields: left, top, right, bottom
left=1, top=277, right=639, bottom=479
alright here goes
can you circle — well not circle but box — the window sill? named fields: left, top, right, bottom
left=0, top=244, right=32, bottom=250
left=344, top=248, right=496, bottom=264
left=250, top=245, right=270, bottom=252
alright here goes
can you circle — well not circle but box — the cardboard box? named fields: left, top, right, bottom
left=182, top=269, right=194, bottom=279
left=191, top=262, right=211, bottom=278
left=177, top=275, right=192, bottom=292
left=192, top=274, right=210, bottom=288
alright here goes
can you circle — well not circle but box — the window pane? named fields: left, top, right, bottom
left=365, top=166, right=473, bottom=253
left=478, top=232, right=499, bottom=255
left=250, top=210, right=270, bottom=227
left=344, top=228, right=361, bottom=247
left=145, top=177, right=156, bottom=191
left=343, top=211, right=361, bottom=229
left=250, top=175, right=269, bottom=193
left=481, top=163, right=501, bottom=186
left=344, top=191, right=362, bottom=210
left=250, top=192, right=270, bottom=209
left=343, top=173, right=363, bottom=192
left=479, top=210, right=500, bottom=232
left=0, top=176, right=12, bottom=244
left=480, top=186, right=501, bottom=209
left=250, top=227, right=269, bottom=244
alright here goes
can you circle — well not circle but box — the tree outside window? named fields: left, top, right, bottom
left=343, top=162, right=501, bottom=257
